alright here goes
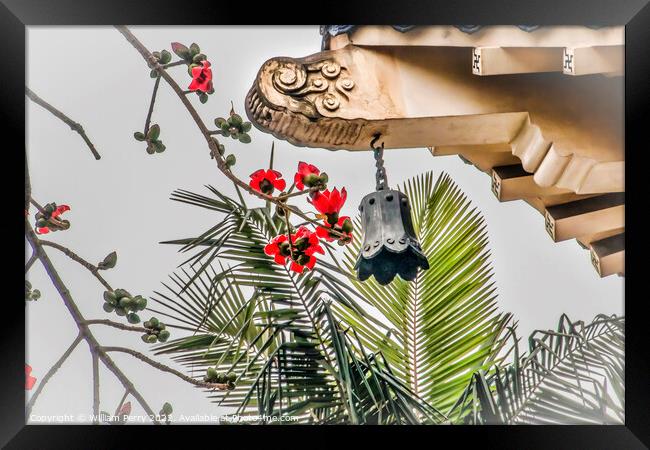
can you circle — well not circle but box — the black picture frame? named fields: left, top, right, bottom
left=3, top=0, right=648, bottom=447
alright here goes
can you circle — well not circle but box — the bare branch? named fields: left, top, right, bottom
left=92, top=352, right=100, bottom=423
left=25, top=251, right=38, bottom=274
left=101, top=346, right=230, bottom=391
left=39, top=240, right=112, bottom=291
left=26, top=334, right=83, bottom=416
left=83, top=319, right=147, bottom=333
left=143, top=75, right=161, bottom=136
left=25, top=87, right=101, bottom=160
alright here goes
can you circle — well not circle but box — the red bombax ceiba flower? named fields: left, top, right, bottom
left=25, top=364, right=36, bottom=390
left=310, top=187, right=347, bottom=225
left=249, top=169, right=287, bottom=195
left=294, top=161, right=321, bottom=191
left=188, top=60, right=213, bottom=93
left=316, top=216, right=353, bottom=244
left=264, top=226, right=325, bottom=273
left=35, top=204, right=70, bottom=235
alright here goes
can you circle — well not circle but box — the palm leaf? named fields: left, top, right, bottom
left=328, top=172, right=512, bottom=416
left=455, top=314, right=624, bottom=424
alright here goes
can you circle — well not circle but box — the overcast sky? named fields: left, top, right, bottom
left=26, top=26, right=624, bottom=424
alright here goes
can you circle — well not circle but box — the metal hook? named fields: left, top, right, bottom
left=370, top=132, right=383, bottom=150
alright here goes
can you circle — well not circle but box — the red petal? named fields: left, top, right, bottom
left=306, top=257, right=317, bottom=270
left=36, top=227, right=50, bottom=235
left=25, top=365, right=36, bottom=390
left=249, top=179, right=261, bottom=192
left=294, top=173, right=305, bottom=191
left=250, top=169, right=266, bottom=179
left=274, top=254, right=287, bottom=265
left=188, top=79, right=200, bottom=91
left=273, top=178, right=286, bottom=191
left=264, top=242, right=279, bottom=256
left=290, top=261, right=304, bottom=273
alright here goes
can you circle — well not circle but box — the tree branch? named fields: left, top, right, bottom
left=25, top=224, right=159, bottom=422
left=92, top=351, right=100, bottom=423
left=39, top=240, right=112, bottom=291
left=114, top=26, right=347, bottom=239
left=101, top=346, right=230, bottom=391
left=143, top=75, right=161, bottom=136
left=25, top=251, right=38, bottom=274
left=83, top=319, right=147, bottom=333
left=26, top=333, right=83, bottom=417
left=25, top=87, right=101, bottom=160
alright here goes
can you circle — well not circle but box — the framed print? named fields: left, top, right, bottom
left=3, top=0, right=649, bottom=448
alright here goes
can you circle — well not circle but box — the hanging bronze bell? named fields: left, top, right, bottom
left=354, top=189, right=429, bottom=285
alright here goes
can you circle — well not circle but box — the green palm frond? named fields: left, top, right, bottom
left=152, top=186, right=437, bottom=423
left=328, top=172, right=512, bottom=415
left=455, top=314, right=624, bottom=424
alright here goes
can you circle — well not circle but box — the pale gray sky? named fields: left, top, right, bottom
left=26, top=26, right=624, bottom=424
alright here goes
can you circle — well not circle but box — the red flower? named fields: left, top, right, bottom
left=316, top=216, right=353, bottom=243
left=188, top=61, right=213, bottom=93
left=249, top=169, right=286, bottom=195
left=294, top=161, right=320, bottom=190
left=310, top=187, right=347, bottom=224
left=264, top=234, right=290, bottom=265
left=25, top=364, right=36, bottom=390
left=36, top=204, right=71, bottom=235
left=264, top=226, right=324, bottom=273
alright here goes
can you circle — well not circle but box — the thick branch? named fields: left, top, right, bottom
left=101, top=346, right=229, bottom=391
left=25, top=87, right=101, bottom=160
left=25, top=251, right=38, bottom=274
left=25, top=225, right=158, bottom=422
left=26, top=333, right=83, bottom=417
left=39, top=240, right=112, bottom=291
left=114, top=26, right=346, bottom=239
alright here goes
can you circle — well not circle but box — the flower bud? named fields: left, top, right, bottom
left=341, top=219, right=353, bottom=233
left=149, top=317, right=159, bottom=327
left=303, top=174, right=319, bottom=187
left=319, top=173, right=329, bottom=184
left=207, top=367, right=217, bottom=380
left=158, top=330, right=170, bottom=342
left=145, top=334, right=157, bottom=344
left=118, top=297, right=132, bottom=308
left=127, top=313, right=141, bottom=324
left=226, top=372, right=237, bottom=383
left=103, top=302, right=115, bottom=313
left=115, top=307, right=127, bottom=317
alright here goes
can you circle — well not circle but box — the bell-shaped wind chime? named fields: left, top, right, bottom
left=354, top=134, right=430, bottom=285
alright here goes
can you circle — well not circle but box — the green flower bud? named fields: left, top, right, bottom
left=135, top=297, right=147, bottom=310
left=225, top=154, right=236, bottom=167
left=118, top=297, right=132, bottom=308
left=150, top=69, right=159, bottom=78
left=149, top=317, right=159, bottom=327
left=189, top=43, right=200, bottom=56
left=241, top=122, right=252, bottom=132
left=143, top=320, right=151, bottom=329
left=133, top=131, right=145, bottom=141
left=103, top=290, right=116, bottom=304
left=226, top=372, right=237, bottom=383
left=238, top=133, right=251, bottom=144
left=303, top=174, right=319, bottom=187
left=141, top=334, right=151, bottom=343
left=319, top=173, right=329, bottom=184
left=229, top=114, right=243, bottom=126
left=214, top=117, right=227, bottom=128
left=147, top=124, right=160, bottom=141
left=153, top=141, right=166, bottom=153
left=115, top=307, right=127, bottom=317
left=207, top=367, right=217, bottom=379
left=341, top=219, right=353, bottom=233
left=199, top=92, right=208, bottom=104
left=127, top=312, right=141, bottom=324
left=146, top=144, right=156, bottom=154
left=158, top=330, right=170, bottom=342
left=192, top=53, right=206, bottom=63
left=114, top=289, right=129, bottom=298
left=157, top=322, right=166, bottom=331
left=103, top=302, right=115, bottom=313
left=145, top=334, right=157, bottom=344
left=159, top=49, right=172, bottom=64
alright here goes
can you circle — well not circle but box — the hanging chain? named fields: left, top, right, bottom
left=370, top=133, right=388, bottom=191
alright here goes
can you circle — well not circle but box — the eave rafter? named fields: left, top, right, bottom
left=246, top=25, right=625, bottom=277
